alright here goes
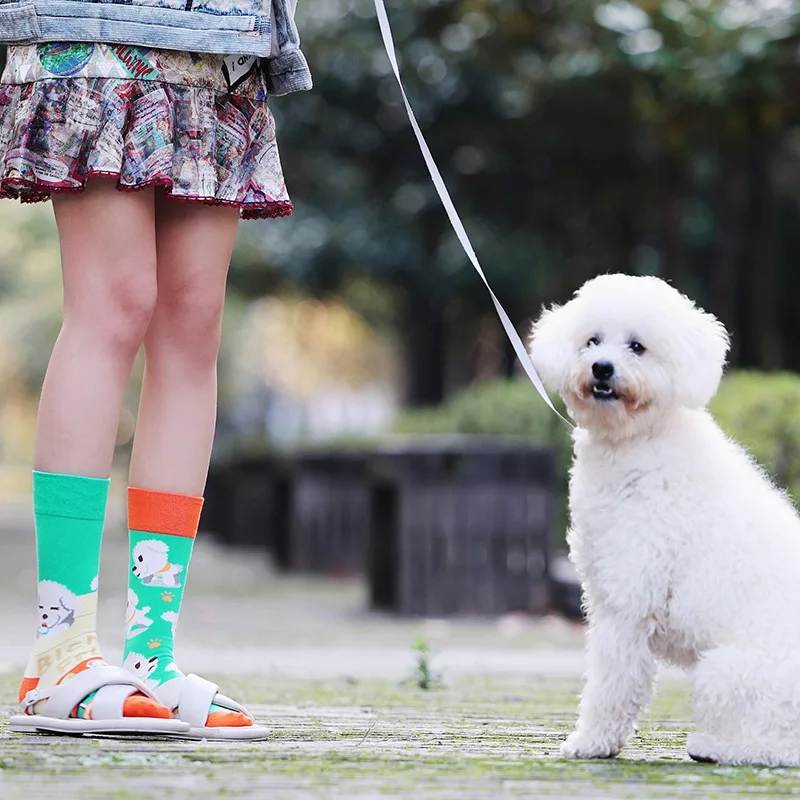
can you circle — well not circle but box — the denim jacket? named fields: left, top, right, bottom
left=0, top=0, right=311, bottom=95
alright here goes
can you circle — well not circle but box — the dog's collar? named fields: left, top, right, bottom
left=155, top=563, right=172, bottom=574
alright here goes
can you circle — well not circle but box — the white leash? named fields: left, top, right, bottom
left=373, top=0, right=574, bottom=430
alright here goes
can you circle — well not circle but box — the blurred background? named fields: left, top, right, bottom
left=3, top=0, right=800, bottom=620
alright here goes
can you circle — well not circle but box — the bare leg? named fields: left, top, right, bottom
left=129, top=192, right=239, bottom=494
left=36, top=181, right=158, bottom=476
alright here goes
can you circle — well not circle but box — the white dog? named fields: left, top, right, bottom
left=38, top=580, right=81, bottom=637
left=131, top=540, right=183, bottom=587
left=123, top=652, right=159, bottom=686
left=530, top=273, right=800, bottom=767
left=125, top=588, right=154, bottom=640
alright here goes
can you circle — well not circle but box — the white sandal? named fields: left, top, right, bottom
left=9, top=665, right=190, bottom=737
left=154, top=673, right=270, bottom=741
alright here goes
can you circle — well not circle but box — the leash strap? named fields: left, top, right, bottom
left=373, top=0, right=573, bottom=429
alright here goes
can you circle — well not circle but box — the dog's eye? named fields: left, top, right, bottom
left=138, top=555, right=143, bottom=562
left=629, top=341, right=646, bottom=355
left=587, top=336, right=600, bottom=347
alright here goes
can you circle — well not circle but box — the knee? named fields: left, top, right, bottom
left=147, top=282, right=226, bottom=369
left=64, top=274, right=158, bottom=357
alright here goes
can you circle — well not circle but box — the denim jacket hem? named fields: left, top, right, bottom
left=0, top=0, right=311, bottom=96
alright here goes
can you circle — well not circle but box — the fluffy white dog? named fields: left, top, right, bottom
left=122, top=652, right=159, bottom=686
left=530, top=273, right=800, bottom=767
left=125, top=588, right=154, bottom=640
left=131, top=539, right=183, bottom=587
left=38, top=580, right=81, bottom=637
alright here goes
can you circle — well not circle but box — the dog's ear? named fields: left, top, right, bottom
left=528, top=301, right=577, bottom=391
left=59, top=591, right=80, bottom=614
left=671, top=304, right=730, bottom=409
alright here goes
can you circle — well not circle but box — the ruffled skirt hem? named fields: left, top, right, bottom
left=0, top=77, right=293, bottom=220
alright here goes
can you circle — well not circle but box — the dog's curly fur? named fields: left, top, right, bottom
left=530, top=273, right=800, bottom=767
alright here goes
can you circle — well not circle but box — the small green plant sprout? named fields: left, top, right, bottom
left=411, top=635, right=440, bottom=690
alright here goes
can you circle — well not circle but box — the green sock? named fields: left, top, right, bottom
left=20, top=471, right=109, bottom=714
left=123, top=487, right=201, bottom=688
left=123, top=487, right=251, bottom=726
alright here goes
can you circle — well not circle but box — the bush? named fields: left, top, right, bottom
left=393, top=370, right=800, bottom=547
left=709, top=371, right=800, bottom=504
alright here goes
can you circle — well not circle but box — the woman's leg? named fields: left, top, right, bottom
left=128, top=194, right=239, bottom=494
left=123, top=194, right=258, bottom=733
left=21, top=181, right=171, bottom=724
left=36, top=181, right=159, bottom=476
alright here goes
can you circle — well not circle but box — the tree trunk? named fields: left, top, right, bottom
left=501, top=333, right=517, bottom=379
left=401, top=287, right=447, bottom=407
left=661, top=159, right=688, bottom=292
left=709, top=148, right=745, bottom=364
left=400, top=210, right=451, bottom=406
left=741, top=98, right=781, bottom=368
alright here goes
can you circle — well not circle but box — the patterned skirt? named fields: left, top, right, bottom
left=0, top=45, right=293, bottom=220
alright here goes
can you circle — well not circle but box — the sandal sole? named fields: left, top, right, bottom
left=9, top=715, right=189, bottom=737
left=176, top=725, right=271, bottom=741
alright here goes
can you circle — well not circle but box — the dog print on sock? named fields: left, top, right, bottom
left=126, top=589, right=154, bottom=640
left=37, top=580, right=80, bottom=637
left=131, top=540, right=184, bottom=588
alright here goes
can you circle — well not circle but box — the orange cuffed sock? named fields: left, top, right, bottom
left=123, top=487, right=252, bottom=728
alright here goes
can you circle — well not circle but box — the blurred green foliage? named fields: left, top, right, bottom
left=5, top=4, right=800, bottom=408
left=710, top=370, right=800, bottom=504
left=235, top=0, right=800, bottom=403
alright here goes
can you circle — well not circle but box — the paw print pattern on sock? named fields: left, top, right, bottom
left=131, top=540, right=184, bottom=588
left=125, top=588, right=154, bottom=640
left=38, top=580, right=81, bottom=637
left=146, top=638, right=162, bottom=650
left=160, top=591, right=175, bottom=604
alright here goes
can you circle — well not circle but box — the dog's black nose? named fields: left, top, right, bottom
left=42, top=614, right=47, bottom=620
left=592, top=361, right=614, bottom=381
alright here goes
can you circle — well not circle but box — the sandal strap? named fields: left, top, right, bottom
left=155, top=674, right=253, bottom=727
left=88, top=683, right=138, bottom=720
left=21, top=665, right=156, bottom=720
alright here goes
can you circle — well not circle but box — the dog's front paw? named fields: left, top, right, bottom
left=560, top=731, right=621, bottom=759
